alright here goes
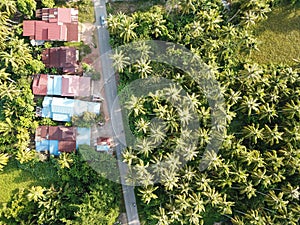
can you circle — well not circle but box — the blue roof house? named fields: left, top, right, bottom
left=41, top=97, right=100, bottom=122
left=36, top=139, right=60, bottom=155
left=47, top=75, right=62, bottom=95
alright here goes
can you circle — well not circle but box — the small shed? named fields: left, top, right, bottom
left=96, top=137, right=113, bottom=152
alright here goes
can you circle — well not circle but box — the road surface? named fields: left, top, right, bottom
left=93, top=1, right=141, bottom=225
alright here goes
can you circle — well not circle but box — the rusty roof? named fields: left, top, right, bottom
left=36, top=126, right=76, bottom=141
left=32, top=74, right=48, bottom=95
left=42, top=47, right=78, bottom=73
left=58, top=141, right=76, bottom=153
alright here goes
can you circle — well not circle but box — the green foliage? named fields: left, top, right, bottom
left=38, top=117, right=58, bottom=126
left=0, top=153, right=9, bottom=171
left=41, top=0, right=55, bottom=8
left=72, top=111, right=103, bottom=127
left=0, top=154, right=121, bottom=224
left=72, top=182, right=121, bottom=225
left=108, top=0, right=300, bottom=224
left=68, top=0, right=95, bottom=23
left=0, top=159, right=58, bottom=203
left=79, top=144, right=120, bottom=182
left=16, top=0, right=36, bottom=18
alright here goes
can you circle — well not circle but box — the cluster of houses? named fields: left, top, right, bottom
left=24, top=8, right=113, bottom=156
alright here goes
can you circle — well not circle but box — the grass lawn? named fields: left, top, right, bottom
left=249, top=3, right=300, bottom=66
left=0, top=159, right=58, bottom=203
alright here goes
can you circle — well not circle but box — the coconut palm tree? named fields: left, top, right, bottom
left=283, top=99, right=300, bottom=119
left=135, top=137, right=154, bottom=158
left=0, top=0, right=16, bottom=17
left=27, top=186, right=46, bottom=202
left=152, top=207, right=171, bottom=225
left=58, top=152, right=73, bottom=169
left=135, top=118, right=150, bottom=134
left=111, top=49, right=130, bottom=73
left=125, top=95, right=146, bottom=116
left=134, top=58, right=153, bottom=78
left=119, top=18, right=138, bottom=43
left=122, top=147, right=138, bottom=166
left=243, top=123, right=264, bottom=144
left=241, top=96, right=260, bottom=116
left=0, top=153, right=9, bottom=171
left=259, top=103, right=277, bottom=122
left=264, top=124, right=283, bottom=146
left=0, top=117, right=14, bottom=135
left=138, top=185, right=158, bottom=204
left=149, top=122, right=167, bottom=145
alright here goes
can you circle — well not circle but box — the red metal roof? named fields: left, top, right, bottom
left=36, top=126, right=77, bottom=153
left=32, top=74, right=48, bottom=95
left=78, top=77, right=91, bottom=96
left=61, top=76, right=91, bottom=97
left=42, top=47, right=78, bottom=73
left=58, top=8, right=72, bottom=23
left=37, top=126, right=76, bottom=141
left=97, top=137, right=112, bottom=145
left=66, top=23, right=78, bottom=41
left=58, top=141, right=76, bottom=153
left=23, top=21, right=35, bottom=36
left=23, top=8, right=78, bottom=41
left=47, top=23, right=61, bottom=40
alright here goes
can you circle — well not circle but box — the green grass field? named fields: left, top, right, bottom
left=0, top=159, right=58, bottom=203
left=249, top=3, right=300, bottom=65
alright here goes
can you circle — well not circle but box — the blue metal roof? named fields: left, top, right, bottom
left=96, top=145, right=110, bottom=151
left=41, top=97, right=101, bottom=122
left=35, top=140, right=59, bottom=155
left=47, top=75, right=62, bottom=96
left=76, top=127, right=91, bottom=148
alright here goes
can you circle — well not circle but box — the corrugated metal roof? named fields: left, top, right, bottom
left=58, top=8, right=72, bottom=23
left=61, top=76, right=90, bottom=97
left=23, top=21, right=35, bottom=36
left=32, top=74, right=48, bottom=95
left=35, top=125, right=79, bottom=155
left=76, top=127, right=91, bottom=148
left=47, top=75, right=62, bottom=96
left=23, top=8, right=78, bottom=41
left=78, top=77, right=91, bottom=96
left=66, top=23, right=79, bottom=41
left=47, top=23, right=61, bottom=40
left=59, top=141, right=76, bottom=153
left=42, top=47, right=77, bottom=73
left=49, top=140, right=59, bottom=155
left=42, top=97, right=101, bottom=121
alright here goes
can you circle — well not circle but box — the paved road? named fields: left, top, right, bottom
left=93, top=1, right=140, bottom=225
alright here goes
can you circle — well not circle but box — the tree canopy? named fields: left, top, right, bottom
left=107, top=0, right=300, bottom=224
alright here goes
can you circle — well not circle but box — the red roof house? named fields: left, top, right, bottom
left=42, top=47, right=79, bottom=73
left=23, top=8, right=78, bottom=42
left=61, top=75, right=91, bottom=97
left=32, top=74, right=91, bottom=97
left=36, top=126, right=77, bottom=154
left=32, top=74, right=48, bottom=95
left=37, top=126, right=76, bottom=141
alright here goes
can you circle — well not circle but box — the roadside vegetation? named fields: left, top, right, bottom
left=107, top=0, right=300, bottom=224
left=107, top=0, right=165, bottom=15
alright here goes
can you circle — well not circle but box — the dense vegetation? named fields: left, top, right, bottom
left=107, top=0, right=300, bottom=224
left=0, top=153, right=121, bottom=224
